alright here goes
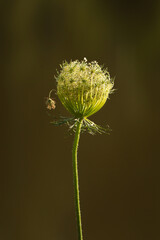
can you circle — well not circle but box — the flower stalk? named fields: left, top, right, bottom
left=72, top=118, right=83, bottom=240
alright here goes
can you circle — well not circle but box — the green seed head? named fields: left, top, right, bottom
left=56, top=58, right=114, bottom=118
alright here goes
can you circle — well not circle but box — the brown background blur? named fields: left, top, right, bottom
left=1, top=0, right=160, bottom=240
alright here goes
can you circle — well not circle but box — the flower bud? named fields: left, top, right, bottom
left=56, top=58, right=114, bottom=118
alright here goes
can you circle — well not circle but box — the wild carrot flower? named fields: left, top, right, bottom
left=57, top=57, right=113, bottom=116
left=52, top=58, right=114, bottom=133
left=46, top=58, right=114, bottom=240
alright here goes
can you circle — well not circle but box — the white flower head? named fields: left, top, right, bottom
left=56, top=58, right=114, bottom=118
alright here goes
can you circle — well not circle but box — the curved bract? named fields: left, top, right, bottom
left=56, top=58, right=114, bottom=118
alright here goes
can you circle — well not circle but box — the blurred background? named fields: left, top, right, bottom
left=1, top=0, right=160, bottom=239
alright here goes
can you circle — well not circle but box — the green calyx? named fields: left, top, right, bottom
left=56, top=58, right=114, bottom=118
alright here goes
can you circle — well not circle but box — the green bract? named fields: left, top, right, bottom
left=56, top=58, right=113, bottom=118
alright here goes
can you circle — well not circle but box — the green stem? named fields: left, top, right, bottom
left=72, top=119, right=83, bottom=240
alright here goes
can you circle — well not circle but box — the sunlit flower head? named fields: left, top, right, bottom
left=56, top=58, right=114, bottom=118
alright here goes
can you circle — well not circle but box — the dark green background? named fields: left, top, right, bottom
left=1, top=0, right=160, bottom=239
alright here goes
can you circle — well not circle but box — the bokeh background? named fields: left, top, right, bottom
left=1, top=0, right=160, bottom=240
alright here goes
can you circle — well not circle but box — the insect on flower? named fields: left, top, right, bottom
left=45, top=89, right=56, bottom=110
left=45, top=97, right=56, bottom=110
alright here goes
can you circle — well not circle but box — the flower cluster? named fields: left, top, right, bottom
left=56, top=58, right=113, bottom=118
left=48, top=58, right=114, bottom=134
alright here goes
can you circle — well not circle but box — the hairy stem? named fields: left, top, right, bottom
left=72, top=119, right=83, bottom=240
